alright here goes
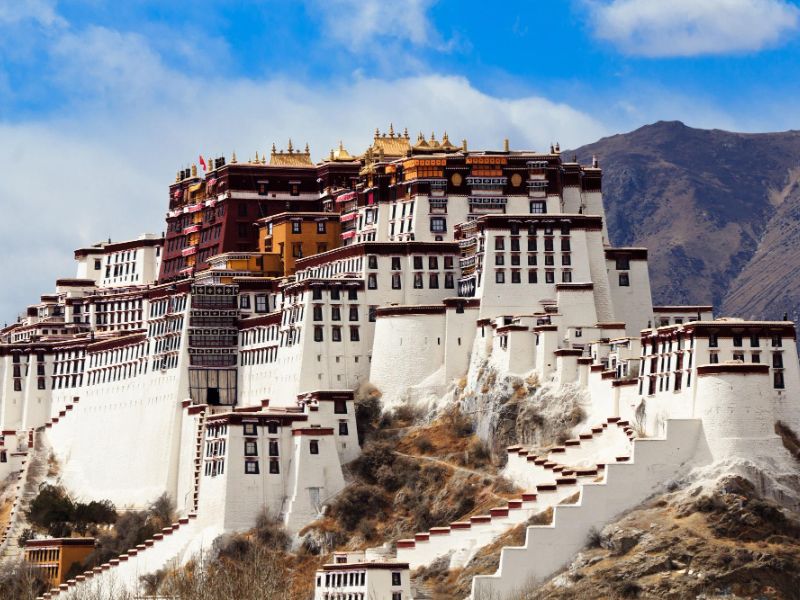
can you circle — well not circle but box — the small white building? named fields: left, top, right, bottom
left=314, top=551, right=412, bottom=600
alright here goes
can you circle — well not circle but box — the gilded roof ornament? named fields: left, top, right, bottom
left=287, top=139, right=294, bottom=153
left=255, top=150, right=260, bottom=163
left=388, top=123, right=395, bottom=138
left=403, top=127, right=409, bottom=139
left=191, top=164, right=197, bottom=177
left=231, top=151, right=237, bottom=164
left=271, top=143, right=277, bottom=154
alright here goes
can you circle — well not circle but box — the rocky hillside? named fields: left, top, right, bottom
left=572, top=122, right=800, bottom=320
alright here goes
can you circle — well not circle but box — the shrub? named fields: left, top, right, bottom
left=586, top=527, right=602, bottom=548
left=354, top=382, right=383, bottom=444
left=413, top=435, right=435, bottom=454
left=0, top=559, right=50, bottom=600
left=27, top=484, right=74, bottom=537
left=329, top=483, right=388, bottom=531
left=147, top=493, right=175, bottom=531
left=350, top=441, right=397, bottom=483
left=254, top=508, right=290, bottom=551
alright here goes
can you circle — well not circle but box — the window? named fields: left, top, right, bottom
left=313, top=306, right=323, bottom=321
left=245, top=461, right=259, bottom=474
left=413, top=256, right=423, bottom=270
left=350, top=327, right=360, bottom=342
left=348, top=288, right=358, bottom=300
left=332, top=306, right=341, bottom=321
left=562, top=271, right=572, bottom=283
left=733, top=335, right=743, bottom=347
left=334, top=399, right=347, bottom=414
left=245, top=441, right=258, bottom=456
left=430, top=217, right=446, bottom=233
left=314, top=326, right=324, bottom=342
left=616, top=257, right=630, bottom=270
left=618, top=273, right=630, bottom=287
left=368, top=274, right=377, bottom=289
left=545, top=271, right=555, bottom=284
left=752, top=353, right=761, bottom=363
left=349, top=307, right=359, bottom=321
left=772, top=336, right=783, bottom=348
left=444, top=256, right=454, bottom=269
left=530, top=201, right=546, bottom=213
left=244, top=423, right=257, bottom=436
left=528, top=270, right=538, bottom=283
left=240, top=295, right=251, bottom=309
left=37, top=378, right=46, bottom=390
left=709, top=334, right=719, bottom=348
left=562, top=254, right=571, bottom=266
left=292, top=243, right=303, bottom=258
left=368, top=255, right=378, bottom=269
left=709, top=353, right=719, bottom=364
left=339, top=422, right=349, bottom=435
left=544, top=255, right=554, bottom=266
left=773, top=353, right=784, bottom=368
left=392, top=572, right=402, bottom=586
left=544, top=238, right=554, bottom=252
left=310, top=440, right=319, bottom=454
left=317, top=221, right=326, bottom=234
left=511, top=254, right=520, bottom=266
left=332, top=327, right=342, bottom=342
left=267, top=422, right=278, bottom=434
left=527, top=254, right=537, bottom=266
left=269, top=440, right=279, bottom=456
left=495, top=255, right=505, bottom=266
left=429, top=273, right=439, bottom=288
left=495, top=237, right=505, bottom=250
left=255, top=295, right=268, bottom=313
left=750, top=335, right=760, bottom=347
left=428, top=256, right=438, bottom=270
left=511, top=270, right=521, bottom=284
left=312, top=288, right=323, bottom=300
left=733, top=353, right=745, bottom=362
left=413, top=273, right=423, bottom=289
left=561, top=238, right=571, bottom=251
left=393, top=594, right=402, bottom=600
left=290, top=183, right=300, bottom=196
left=391, top=257, right=401, bottom=270
left=775, top=371, right=785, bottom=389
left=269, top=459, right=280, bottom=474
left=291, top=221, right=302, bottom=234
left=331, top=288, right=340, bottom=300
left=369, top=306, right=377, bottom=322
left=495, top=270, right=505, bottom=284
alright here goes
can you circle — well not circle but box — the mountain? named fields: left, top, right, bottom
left=572, top=121, right=800, bottom=321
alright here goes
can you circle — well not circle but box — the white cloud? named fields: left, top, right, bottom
left=0, top=0, right=64, bottom=27
left=588, top=0, right=800, bottom=57
left=0, top=22, right=609, bottom=323
left=310, top=0, right=454, bottom=52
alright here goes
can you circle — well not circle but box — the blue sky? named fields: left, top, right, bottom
left=1, top=0, right=800, bottom=321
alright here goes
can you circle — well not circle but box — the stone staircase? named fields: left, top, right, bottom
left=470, top=419, right=707, bottom=600
left=189, top=405, right=207, bottom=512
left=0, top=430, right=47, bottom=561
left=395, top=418, right=636, bottom=571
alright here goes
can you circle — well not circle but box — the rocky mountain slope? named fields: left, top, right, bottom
left=572, top=121, right=800, bottom=320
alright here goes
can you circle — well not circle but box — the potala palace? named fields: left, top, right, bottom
left=1, top=128, right=798, bottom=599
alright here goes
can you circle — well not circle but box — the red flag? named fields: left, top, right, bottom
left=199, top=155, right=207, bottom=171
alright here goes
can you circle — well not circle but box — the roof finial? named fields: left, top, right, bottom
left=554, top=142, right=560, bottom=153
left=388, top=123, right=395, bottom=138
left=549, top=143, right=555, bottom=153
left=287, top=139, right=294, bottom=153
left=417, top=131, right=424, bottom=142
left=261, top=153, right=267, bottom=165
left=403, top=127, right=409, bottom=139
left=462, top=139, right=468, bottom=152
left=231, top=151, right=237, bottom=164
left=271, top=143, right=277, bottom=154
left=592, top=154, right=599, bottom=168
left=504, top=138, right=510, bottom=152
left=375, top=127, right=380, bottom=139
left=191, top=164, right=197, bottom=177
left=255, top=150, right=260, bottom=163
left=430, top=131, right=436, bottom=142
left=442, top=131, right=449, bottom=142
left=329, top=148, right=335, bottom=161
left=339, top=140, right=344, bottom=151
left=304, top=142, right=310, bottom=154
left=175, top=171, right=181, bottom=183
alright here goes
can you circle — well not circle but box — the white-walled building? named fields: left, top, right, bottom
left=314, top=551, right=412, bottom=600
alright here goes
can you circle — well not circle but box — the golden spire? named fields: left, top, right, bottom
left=262, top=153, right=267, bottom=165
left=443, top=131, right=449, bottom=142
left=417, top=132, right=424, bottom=142
left=374, top=127, right=380, bottom=139
left=462, top=139, right=468, bottom=152
left=231, top=151, right=237, bottom=164
left=287, top=139, right=294, bottom=153
left=504, top=138, right=510, bottom=152
left=271, top=143, right=277, bottom=155
left=304, top=142, right=310, bottom=154
left=430, top=131, right=436, bottom=142
left=329, top=148, right=335, bottom=161
left=175, top=171, right=180, bottom=183
left=339, top=140, right=344, bottom=151
left=388, top=123, right=395, bottom=138
left=191, top=164, right=197, bottom=177
left=403, top=127, right=409, bottom=139
left=255, top=150, right=260, bottom=163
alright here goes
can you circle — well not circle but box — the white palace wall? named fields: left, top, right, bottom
left=369, top=310, right=447, bottom=408
left=45, top=367, right=187, bottom=508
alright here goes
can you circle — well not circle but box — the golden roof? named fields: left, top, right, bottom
left=270, top=139, right=313, bottom=167
left=329, top=141, right=355, bottom=162
left=369, top=124, right=411, bottom=158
